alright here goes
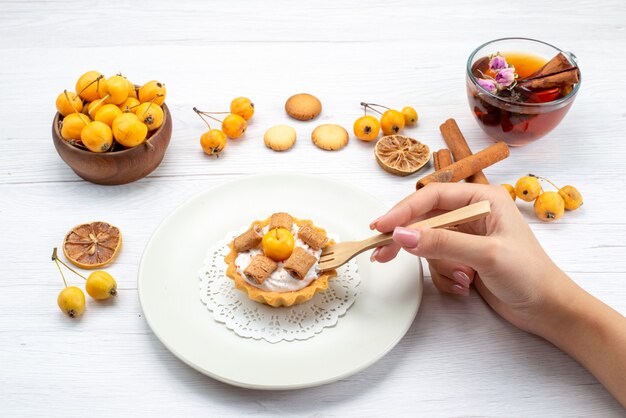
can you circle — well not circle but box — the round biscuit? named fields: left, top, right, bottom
left=285, top=93, right=322, bottom=121
left=311, top=124, right=349, bottom=151
left=264, top=125, right=297, bottom=151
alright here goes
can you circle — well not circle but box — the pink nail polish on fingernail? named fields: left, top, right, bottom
left=451, top=284, right=469, bottom=296
left=452, top=270, right=471, bottom=288
left=370, top=248, right=380, bottom=262
left=392, top=227, right=420, bottom=249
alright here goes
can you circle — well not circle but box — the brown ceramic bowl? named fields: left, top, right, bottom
left=52, top=103, right=172, bottom=185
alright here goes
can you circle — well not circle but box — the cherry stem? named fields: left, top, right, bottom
left=139, top=102, right=153, bottom=119
left=360, top=102, right=384, bottom=115
left=545, top=178, right=560, bottom=190
left=193, top=107, right=212, bottom=130
left=52, top=248, right=68, bottom=288
left=532, top=174, right=560, bottom=191
left=89, top=95, right=110, bottom=117
left=64, top=90, right=82, bottom=115
left=52, top=252, right=88, bottom=281
left=193, top=107, right=223, bottom=124
left=361, top=101, right=389, bottom=110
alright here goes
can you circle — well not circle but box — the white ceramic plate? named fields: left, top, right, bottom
left=138, top=173, right=423, bottom=389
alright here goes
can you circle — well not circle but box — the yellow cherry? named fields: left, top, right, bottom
left=200, top=129, right=227, bottom=156
left=401, top=106, right=418, bottom=126
left=138, top=80, right=166, bottom=105
left=81, top=121, right=113, bottom=153
left=559, top=185, right=583, bottom=211
left=380, top=109, right=405, bottom=135
left=353, top=115, right=381, bottom=142
left=135, top=102, right=164, bottom=131
left=75, top=71, right=103, bottom=102
left=56, top=91, right=83, bottom=116
left=97, top=75, right=129, bottom=105
left=112, top=113, right=148, bottom=147
left=88, top=99, right=106, bottom=117
left=57, top=286, right=86, bottom=318
left=261, top=228, right=295, bottom=261
left=230, top=97, right=254, bottom=120
left=85, top=271, right=118, bottom=300
left=94, top=104, right=123, bottom=127
left=61, top=113, right=91, bottom=141
left=515, top=175, right=542, bottom=202
left=534, top=192, right=565, bottom=222
left=222, top=114, right=247, bottom=139
left=118, top=97, right=140, bottom=113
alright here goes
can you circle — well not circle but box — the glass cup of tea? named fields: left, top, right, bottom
left=466, top=37, right=580, bottom=146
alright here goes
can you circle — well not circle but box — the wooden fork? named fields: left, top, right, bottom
left=317, top=200, right=491, bottom=271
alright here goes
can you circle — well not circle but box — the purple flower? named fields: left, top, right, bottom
left=489, top=54, right=508, bottom=70
left=477, top=78, right=497, bottom=94
left=495, top=67, right=516, bottom=87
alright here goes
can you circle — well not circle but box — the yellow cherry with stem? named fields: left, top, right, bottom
left=56, top=90, right=83, bottom=116
left=532, top=174, right=583, bottom=211
left=193, top=107, right=227, bottom=157
left=361, top=102, right=405, bottom=135
left=195, top=108, right=246, bottom=139
left=139, top=80, right=166, bottom=105
left=353, top=103, right=381, bottom=142
left=61, top=113, right=91, bottom=141
left=230, top=97, right=254, bottom=120
left=52, top=248, right=86, bottom=318
left=76, top=71, right=104, bottom=102
left=135, top=102, right=164, bottom=131
left=53, top=248, right=117, bottom=300
left=97, top=75, right=129, bottom=105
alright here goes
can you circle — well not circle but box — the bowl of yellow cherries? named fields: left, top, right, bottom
left=52, top=71, right=172, bottom=185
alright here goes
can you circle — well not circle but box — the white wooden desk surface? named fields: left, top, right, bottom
left=1, top=0, right=625, bottom=416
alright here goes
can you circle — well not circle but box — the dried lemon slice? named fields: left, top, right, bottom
left=374, top=135, right=430, bottom=176
left=63, top=221, right=122, bottom=269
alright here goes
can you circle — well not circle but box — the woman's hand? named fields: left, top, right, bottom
left=370, top=182, right=571, bottom=335
left=371, top=182, right=626, bottom=407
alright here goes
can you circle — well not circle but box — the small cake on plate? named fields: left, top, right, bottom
left=224, top=212, right=337, bottom=307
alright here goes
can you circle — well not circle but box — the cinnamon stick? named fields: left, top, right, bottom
left=433, top=149, right=453, bottom=170
left=517, top=68, right=579, bottom=90
left=526, top=52, right=574, bottom=79
left=518, top=52, right=579, bottom=90
left=416, top=141, right=509, bottom=190
left=439, top=119, right=489, bottom=184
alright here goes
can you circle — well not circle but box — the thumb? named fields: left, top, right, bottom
left=392, top=226, right=496, bottom=271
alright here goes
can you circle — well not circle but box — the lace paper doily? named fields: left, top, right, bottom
left=199, top=232, right=360, bottom=343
